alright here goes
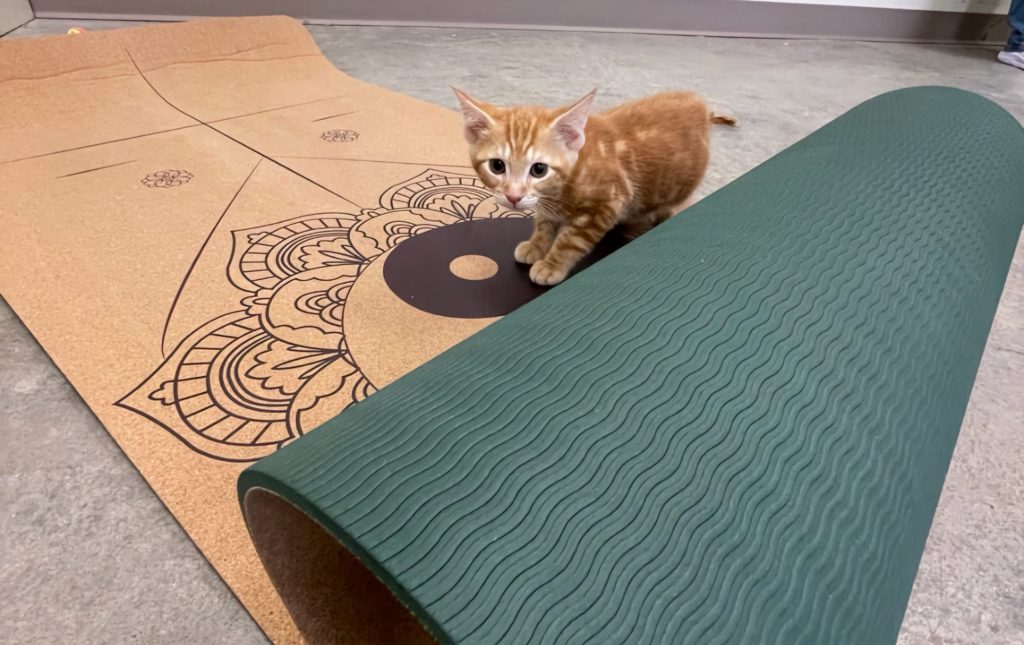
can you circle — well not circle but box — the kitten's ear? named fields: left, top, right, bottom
left=552, top=89, right=597, bottom=152
left=452, top=87, right=496, bottom=144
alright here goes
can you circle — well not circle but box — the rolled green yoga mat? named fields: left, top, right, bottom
left=239, top=87, right=1024, bottom=645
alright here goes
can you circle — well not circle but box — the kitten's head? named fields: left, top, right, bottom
left=452, top=88, right=596, bottom=211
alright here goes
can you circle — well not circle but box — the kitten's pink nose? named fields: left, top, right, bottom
left=505, top=192, right=524, bottom=207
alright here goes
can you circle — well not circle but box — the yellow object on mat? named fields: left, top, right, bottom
left=0, top=16, right=536, bottom=642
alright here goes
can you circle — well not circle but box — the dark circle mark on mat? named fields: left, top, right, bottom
left=141, top=169, right=193, bottom=188
left=383, top=218, right=628, bottom=319
left=321, top=129, right=359, bottom=143
left=384, top=218, right=539, bottom=318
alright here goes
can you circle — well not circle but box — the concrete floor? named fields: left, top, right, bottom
left=1, top=17, right=1022, bottom=645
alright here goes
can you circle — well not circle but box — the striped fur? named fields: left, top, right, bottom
left=454, top=89, right=735, bottom=285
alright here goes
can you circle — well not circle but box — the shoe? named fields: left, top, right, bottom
left=997, top=50, right=1024, bottom=70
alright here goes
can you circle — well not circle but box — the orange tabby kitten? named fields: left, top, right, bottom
left=453, top=88, right=735, bottom=285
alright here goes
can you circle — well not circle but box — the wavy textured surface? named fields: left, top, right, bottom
left=240, top=87, right=1024, bottom=644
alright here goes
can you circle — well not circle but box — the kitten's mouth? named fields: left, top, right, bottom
left=496, top=195, right=539, bottom=211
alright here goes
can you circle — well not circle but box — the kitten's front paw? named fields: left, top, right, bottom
left=515, top=241, right=546, bottom=265
left=530, top=260, right=569, bottom=286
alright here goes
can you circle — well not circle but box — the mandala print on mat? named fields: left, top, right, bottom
left=321, top=129, right=359, bottom=143
left=142, top=169, right=193, bottom=188
left=118, top=169, right=525, bottom=462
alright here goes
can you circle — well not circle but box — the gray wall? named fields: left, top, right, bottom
left=28, top=0, right=1012, bottom=43
left=0, top=0, right=32, bottom=35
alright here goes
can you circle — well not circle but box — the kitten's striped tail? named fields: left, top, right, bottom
left=710, top=113, right=737, bottom=126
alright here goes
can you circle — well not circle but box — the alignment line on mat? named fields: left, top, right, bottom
left=56, top=159, right=138, bottom=179
left=276, top=154, right=472, bottom=170
left=159, top=158, right=261, bottom=357
left=123, top=48, right=363, bottom=210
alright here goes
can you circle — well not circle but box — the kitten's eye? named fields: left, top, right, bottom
left=530, top=162, right=549, bottom=178
left=488, top=159, right=506, bottom=174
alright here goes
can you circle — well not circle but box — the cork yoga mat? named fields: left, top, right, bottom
left=0, top=16, right=570, bottom=643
